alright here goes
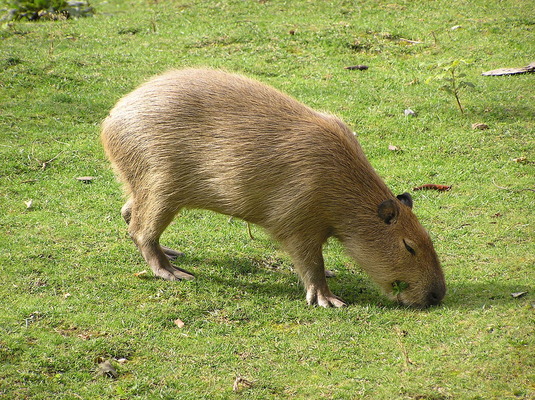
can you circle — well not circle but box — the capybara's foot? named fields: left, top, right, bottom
left=153, top=264, right=194, bottom=281
left=306, top=286, right=347, bottom=308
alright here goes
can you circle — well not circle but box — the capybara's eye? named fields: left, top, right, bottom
left=403, top=239, right=416, bottom=255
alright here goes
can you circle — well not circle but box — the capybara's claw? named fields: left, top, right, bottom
left=161, top=245, right=184, bottom=260
left=306, top=287, right=347, bottom=308
left=154, top=265, right=194, bottom=281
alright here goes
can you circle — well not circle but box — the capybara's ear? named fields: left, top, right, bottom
left=396, top=192, right=413, bottom=209
left=378, top=199, right=399, bottom=225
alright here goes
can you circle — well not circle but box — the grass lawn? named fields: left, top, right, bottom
left=0, top=0, right=533, bottom=398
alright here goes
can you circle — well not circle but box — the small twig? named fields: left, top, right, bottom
left=451, top=69, right=464, bottom=114
left=492, top=179, right=535, bottom=192
left=246, top=222, right=254, bottom=240
left=430, top=31, right=438, bottom=46
left=394, top=326, right=414, bottom=369
left=30, top=151, right=64, bottom=170
left=399, top=38, right=423, bottom=44
left=41, top=151, right=64, bottom=170
left=228, top=217, right=255, bottom=240
left=454, top=91, right=464, bottom=114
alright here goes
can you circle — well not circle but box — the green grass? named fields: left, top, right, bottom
left=1, top=0, right=534, bottom=398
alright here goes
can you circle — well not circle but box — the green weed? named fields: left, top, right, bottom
left=426, top=60, right=476, bottom=114
left=2, top=0, right=94, bottom=20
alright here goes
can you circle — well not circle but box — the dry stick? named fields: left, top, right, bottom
left=431, top=31, right=438, bottom=46
left=41, top=151, right=64, bottom=170
left=246, top=222, right=254, bottom=240
left=30, top=151, right=64, bottom=170
left=492, top=179, right=535, bottom=193
left=228, top=217, right=255, bottom=240
left=394, top=326, right=414, bottom=369
left=451, top=69, right=464, bottom=115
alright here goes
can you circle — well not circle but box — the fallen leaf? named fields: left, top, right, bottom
left=450, top=25, right=462, bottom=30
left=413, top=184, right=452, bottom=191
left=24, top=199, right=33, bottom=209
left=174, top=318, right=185, bottom=328
left=511, top=292, right=527, bottom=299
left=116, top=358, right=128, bottom=364
left=233, top=376, right=253, bottom=392
left=388, top=145, right=401, bottom=151
left=399, top=38, right=423, bottom=45
left=345, top=65, right=369, bottom=70
left=513, top=157, right=528, bottom=163
left=482, top=61, right=535, bottom=76
left=472, top=122, right=489, bottom=130
left=404, top=108, right=417, bottom=117
left=76, top=176, right=95, bottom=183
left=63, top=293, right=71, bottom=299
left=134, top=270, right=148, bottom=277
left=325, top=269, right=336, bottom=278
left=97, top=360, right=118, bottom=378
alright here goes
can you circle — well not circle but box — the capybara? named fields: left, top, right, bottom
left=101, top=68, right=446, bottom=308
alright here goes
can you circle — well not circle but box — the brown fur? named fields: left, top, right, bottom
left=101, top=68, right=446, bottom=308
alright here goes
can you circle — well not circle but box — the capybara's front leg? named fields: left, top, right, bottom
left=284, top=236, right=346, bottom=308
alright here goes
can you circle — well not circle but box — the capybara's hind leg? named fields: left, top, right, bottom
left=128, top=197, right=194, bottom=281
left=122, top=197, right=184, bottom=260
left=121, top=198, right=133, bottom=225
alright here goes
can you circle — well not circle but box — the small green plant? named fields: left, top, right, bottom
left=5, top=0, right=68, bottom=20
left=427, top=60, right=475, bottom=114
left=3, top=0, right=94, bottom=20
left=392, top=280, right=409, bottom=296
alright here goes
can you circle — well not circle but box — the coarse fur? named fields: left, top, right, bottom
left=101, top=68, right=446, bottom=308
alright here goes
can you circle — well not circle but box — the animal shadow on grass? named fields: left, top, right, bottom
left=482, top=104, right=535, bottom=122
left=168, top=254, right=533, bottom=310
left=169, top=253, right=385, bottom=307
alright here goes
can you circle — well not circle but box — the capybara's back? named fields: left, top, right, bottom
left=102, top=69, right=364, bottom=229
left=102, top=68, right=446, bottom=308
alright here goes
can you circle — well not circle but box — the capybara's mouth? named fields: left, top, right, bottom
left=396, top=291, right=444, bottom=309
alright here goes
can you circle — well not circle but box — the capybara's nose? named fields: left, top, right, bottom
left=426, top=281, right=446, bottom=307
left=427, top=291, right=442, bottom=306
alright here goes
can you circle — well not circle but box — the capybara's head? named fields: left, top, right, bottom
left=346, top=193, right=446, bottom=308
